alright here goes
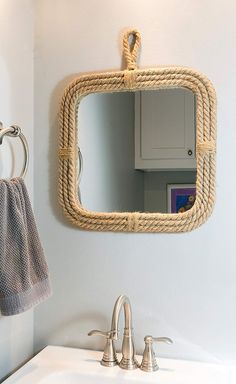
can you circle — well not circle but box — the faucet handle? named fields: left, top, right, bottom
left=88, top=329, right=118, bottom=367
left=140, top=335, right=173, bottom=372
left=88, top=329, right=112, bottom=338
left=151, top=336, right=173, bottom=344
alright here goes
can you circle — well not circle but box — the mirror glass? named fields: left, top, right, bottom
left=78, top=89, right=196, bottom=214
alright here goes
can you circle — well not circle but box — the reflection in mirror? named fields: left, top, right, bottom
left=78, top=89, right=196, bottom=214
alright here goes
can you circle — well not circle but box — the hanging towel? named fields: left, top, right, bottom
left=0, top=177, right=51, bottom=316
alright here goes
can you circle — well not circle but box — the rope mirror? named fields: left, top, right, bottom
left=59, top=29, right=216, bottom=232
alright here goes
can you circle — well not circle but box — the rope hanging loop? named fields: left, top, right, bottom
left=123, top=29, right=141, bottom=71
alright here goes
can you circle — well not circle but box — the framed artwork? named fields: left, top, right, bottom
left=167, top=184, right=196, bottom=214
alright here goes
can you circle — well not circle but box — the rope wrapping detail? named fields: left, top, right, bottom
left=123, top=70, right=137, bottom=88
left=58, top=148, right=75, bottom=159
left=58, top=29, right=217, bottom=233
left=127, top=212, right=140, bottom=232
left=196, top=140, right=215, bottom=154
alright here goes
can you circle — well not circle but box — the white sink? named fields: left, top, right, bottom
left=3, top=346, right=236, bottom=384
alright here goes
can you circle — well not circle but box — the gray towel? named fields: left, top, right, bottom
left=0, top=177, right=51, bottom=316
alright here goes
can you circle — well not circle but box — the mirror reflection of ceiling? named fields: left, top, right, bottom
left=78, top=89, right=196, bottom=214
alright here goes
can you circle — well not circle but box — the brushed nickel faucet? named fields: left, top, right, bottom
left=88, top=294, right=173, bottom=372
left=88, top=294, right=138, bottom=369
left=111, top=295, right=139, bottom=369
left=140, top=335, right=173, bottom=372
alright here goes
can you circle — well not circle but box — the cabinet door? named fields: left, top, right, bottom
left=135, top=89, right=196, bottom=170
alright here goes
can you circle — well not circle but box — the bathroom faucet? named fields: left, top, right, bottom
left=88, top=294, right=138, bottom=370
left=88, top=294, right=173, bottom=372
left=111, top=295, right=138, bottom=369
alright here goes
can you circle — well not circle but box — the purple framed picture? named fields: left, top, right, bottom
left=167, top=184, right=196, bottom=214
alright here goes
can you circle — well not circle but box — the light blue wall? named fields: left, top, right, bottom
left=33, top=0, right=236, bottom=366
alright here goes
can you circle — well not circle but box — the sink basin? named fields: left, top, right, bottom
left=3, top=346, right=235, bottom=384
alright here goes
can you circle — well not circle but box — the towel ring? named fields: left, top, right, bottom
left=0, top=122, right=29, bottom=178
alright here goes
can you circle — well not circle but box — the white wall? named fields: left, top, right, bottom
left=33, top=0, right=236, bottom=366
left=0, top=0, right=34, bottom=380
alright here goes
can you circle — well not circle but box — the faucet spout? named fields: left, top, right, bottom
left=111, top=295, right=132, bottom=339
left=110, top=295, right=138, bottom=370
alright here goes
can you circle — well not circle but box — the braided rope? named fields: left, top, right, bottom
left=58, top=29, right=217, bottom=232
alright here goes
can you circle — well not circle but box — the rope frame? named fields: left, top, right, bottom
left=59, top=29, right=216, bottom=233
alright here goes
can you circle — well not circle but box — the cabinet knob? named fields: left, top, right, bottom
left=188, top=149, right=193, bottom=156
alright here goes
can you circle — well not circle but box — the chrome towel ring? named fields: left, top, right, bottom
left=0, top=122, right=29, bottom=178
